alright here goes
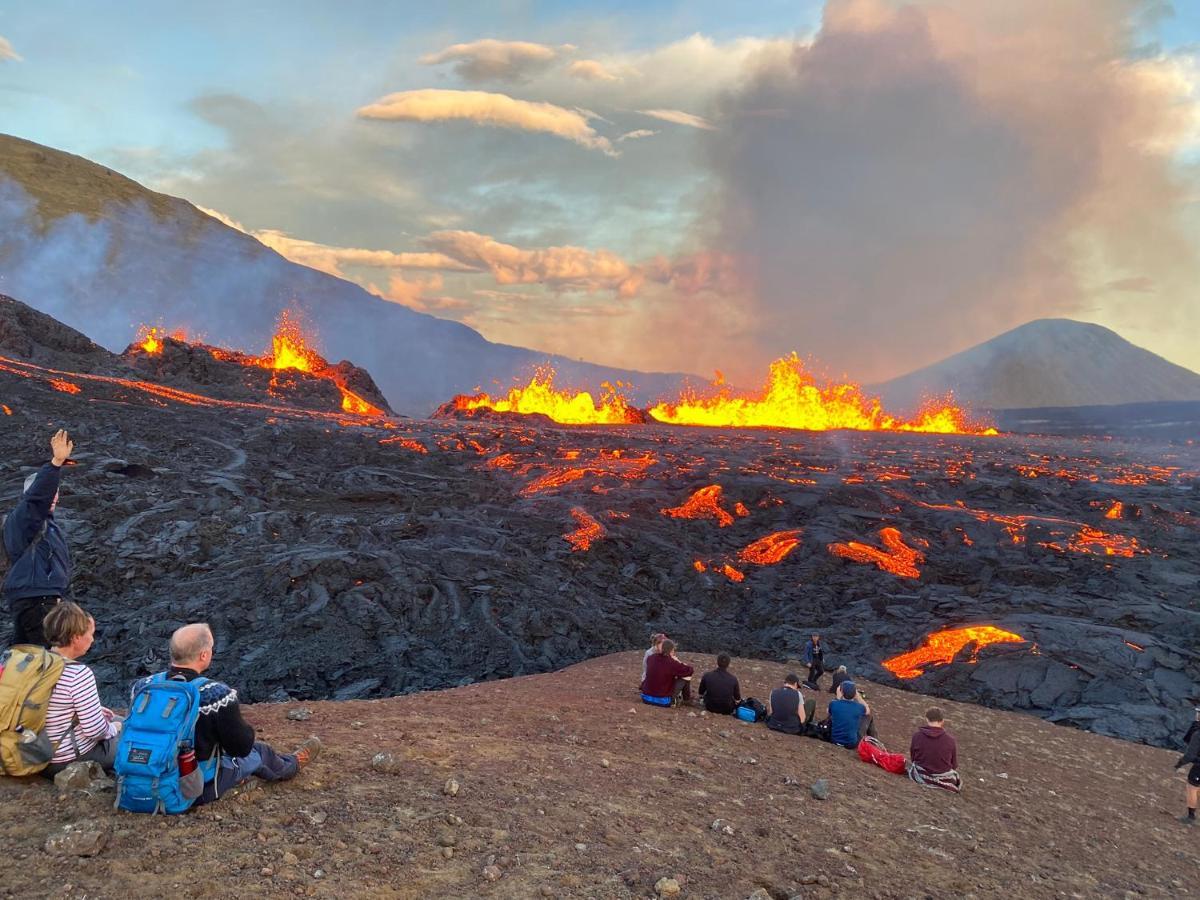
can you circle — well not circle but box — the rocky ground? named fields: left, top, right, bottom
left=0, top=651, right=1197, bottom=899
left=0, top=294, right=1198, bottom=751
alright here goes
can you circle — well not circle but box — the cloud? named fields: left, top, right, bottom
left=617, top=129, right=657, bottom=142
left=0, top=35, right=21, bottom=62
left=702, top=0, right=1200, bottom=382
left=196, top=206, right=473, bottom=278
left=357, top=88, right=616, bottom=155
left=567, top=59, right=621, bottom=82
left=638, top=108, right=715, bottom=130
left=424, top=229, right=643, bottom=296
left=419, top=39, right=568, bottom=83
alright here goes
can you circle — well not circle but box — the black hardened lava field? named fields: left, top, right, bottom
left=1, top=295, right=1198, bottom=748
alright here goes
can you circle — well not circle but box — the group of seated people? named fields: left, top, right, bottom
left=6, top=601, right=320, bottom=803
left=638, top=632, right=961, bottom=791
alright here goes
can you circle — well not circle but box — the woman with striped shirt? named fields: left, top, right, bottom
left=41, top=602, right=121, bottom=777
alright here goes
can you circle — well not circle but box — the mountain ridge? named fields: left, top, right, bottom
left=876, top=317, right=1200, bottom=411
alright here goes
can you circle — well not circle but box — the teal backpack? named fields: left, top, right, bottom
left=115, top=673, right=217, bottom=814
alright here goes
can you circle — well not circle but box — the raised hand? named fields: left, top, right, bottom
left=50, top=429, right=74, bottom=466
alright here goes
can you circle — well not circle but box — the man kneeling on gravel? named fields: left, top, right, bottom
left=133, top=623, right=321, bottom=803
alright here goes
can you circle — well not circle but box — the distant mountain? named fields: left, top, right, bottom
left=0, top=133, right=693, bottom=416
left=876, top=319, right=1200, bottom=411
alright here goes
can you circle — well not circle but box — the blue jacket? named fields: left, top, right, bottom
left=3, top=463, right=72, bottom=604
left=803, top=639, right=823, bottom=665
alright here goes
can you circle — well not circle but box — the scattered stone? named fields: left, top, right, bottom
left=441, top=847, right=453, bottom=859
left=446, top=813, right=464, bottom=826
left=282, top=851, right=300, bottom=866
left=655, top=877, right=682, bottom=896
left=53, top=760, right=106, bottom=793
left=811, top=778, right=831, bottom=801
left=600, top=758, right=611, bottom=768
left=44, top=823, right=107, bottom=858
left=371, top=752, right=398, bottom=774
left=574, top=843, right=588, bottom=851
left=444, top=778, right=461, bottom=797
left=482, top=864, right=503, bottom=881
left=260, top=867, right=274, bottom=877
left=286, top=707, right=313, bottom=721
left=312, top=869, right=325, bottom=879
left=711, top=818, right=735, bottom=836
left=301, top=809, right=328, bottom=825
left=747, top=890, right=773, bottom=900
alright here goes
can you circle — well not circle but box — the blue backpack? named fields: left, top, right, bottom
left=115, top=673, right=217, bottom=814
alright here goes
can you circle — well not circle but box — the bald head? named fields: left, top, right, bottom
left=170, top=623, right=214, bottom=669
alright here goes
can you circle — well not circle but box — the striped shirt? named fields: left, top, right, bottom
left=45, top=663, right=118, bottom=763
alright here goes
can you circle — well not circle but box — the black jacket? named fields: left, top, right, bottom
left=131, top=666, right=256, bottom=764
left=1178, top=722, right=1200, bottom=770
left=3, top=463, right=72, bottom=603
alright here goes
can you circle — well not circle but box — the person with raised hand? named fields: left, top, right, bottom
left=4, top=429, right=75, bottom=647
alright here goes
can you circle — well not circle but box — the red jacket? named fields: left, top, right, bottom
left=642, top=653, right=693, bottom=697
left=910, top=725, right=958, bottom=774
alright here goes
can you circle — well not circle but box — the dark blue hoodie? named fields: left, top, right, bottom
left=3, top=463, right=72, bottom=603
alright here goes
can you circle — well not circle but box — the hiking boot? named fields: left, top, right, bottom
left=292, top=735, right=323, bottom=768
left=1180, top=815, right=1196, bottom=826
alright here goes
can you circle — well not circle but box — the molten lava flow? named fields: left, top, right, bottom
left=1, top=405, right=10, bottom=416
left=693, top=560, right=707, bottom=572
left=340, top=388, right=385, bottom=417
left=661, top=485, right=742, bottom=527
left=1042, top=526, right=1143, bottom=558
left=648, top=354, right=997, bottom=435
left=1105, top=502, right=1124, bottom=520
left=739, top=530, right=803, bottom=565
left=719, top=564, right=745, bottom=582
left=829, top=527, right=924, bottom=578
left=379, top=436, right=429, bottom=454
left=50, top=379, right=81, bottom=394
left=882, top=626, right=1027, bottom=678
left=264, top=312, right=320, bottom=373
left=563, top=508, right=604, bottom=552
left=450, top=371, right=643, bottom=425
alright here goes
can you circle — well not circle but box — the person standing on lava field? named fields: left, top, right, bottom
left=131, top=623, right=322, bottom=804
left=1176, top=706, right=1200, bottom=826
left=802, top=633, right=825, bottom=689
left=3, top=429, right=74, bottom=647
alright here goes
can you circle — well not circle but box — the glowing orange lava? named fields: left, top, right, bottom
left=719, top=564, right=745, bottom=582
left=649, top=354, right=996, bottom=435
left=661, top=485, right=745, bottom=528
left=739, top=530, right=803, bottom=565
left=1, top=404, right=10, bottom=416
left=882, top=626, right=1027, bottom=678
left=829, top=527, right=924, bottom=578
left=50, top=379, right=81, bottom=394
left=563, top=508, right=604, bottom=552
left=137, top=326, right=164, bottom=354
left=451, top=371, right=642, bottom=425
left=1041, top=526, right=1143, bottom=558
left=379, top=436, right=429, bottom=454
left=1105, top=502, right=1124, bottom=520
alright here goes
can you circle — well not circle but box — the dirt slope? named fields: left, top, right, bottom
left=0, top=651, right=1196, bottom=899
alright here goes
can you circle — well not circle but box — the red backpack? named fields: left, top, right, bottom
left=857, top=736, right=907, bottom=775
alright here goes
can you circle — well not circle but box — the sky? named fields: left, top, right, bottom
left=2, top=0, right=1199, bottom=384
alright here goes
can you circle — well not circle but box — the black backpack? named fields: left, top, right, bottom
left=736, top=697, right=767, bottom=722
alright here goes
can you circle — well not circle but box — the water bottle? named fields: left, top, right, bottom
left=177, top=741, right=197, bottom=776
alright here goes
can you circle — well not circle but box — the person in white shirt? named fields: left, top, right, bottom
left=40, top=601, right=121, bottom=777
left=641, top=632, right=668, bottom=690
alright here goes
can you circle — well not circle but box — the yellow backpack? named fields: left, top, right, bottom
left=0, top=645, right=67, bottom=776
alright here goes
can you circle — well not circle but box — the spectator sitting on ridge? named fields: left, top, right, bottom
left=640, top=632, right=667, bottom=691
left=41, top=602, right=122, bottom=777
left=641, top=639, right=694, bottom=707
left=766, top=673, right=807, bottom=735
left=828, top=681, right=876, bottom=749
left=131, top=623, right=321, bottom=804
left=907, top=707, right=962, bottom=792
left=698, top=654, right=741, bottom=715
left=828, top=665, right=850, bottom=695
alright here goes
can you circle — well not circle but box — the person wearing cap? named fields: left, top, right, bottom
left=828, top=680, right=875, bottom=749
left=1175, top=706, right=1200, bottom=825
left=4, top=429, right=74, bottom=647
left=908, top=707, right=961, bottom=792
left=640, top=632, right=668, bottom=692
